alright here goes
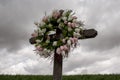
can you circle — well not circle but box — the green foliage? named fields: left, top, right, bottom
left=0, top=74, right=120, bottom=80
left=31, top=9, right=84, bottom=58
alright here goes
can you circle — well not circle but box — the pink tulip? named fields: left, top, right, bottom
left=69, top=38, right=74, bottom=44
left=71, top=23, right=76, bottom=28
left=69, top=37, right=72, bottom=40
left=71, top=38, right=75, bottom=43
left=68, top=22, right=72, bottom=27
left=64, top=21, right=67, bottom=24
left=60, top=46, right=64, bottom=51
left=36, top=46, right=43, bottom=51
left=42, top=16, right=48, bottom=23
left=74, top=37, right=78, bottom=43
left=52, top=11, right=60, bottom=19
left=72, top=16, right=77, bottom=19
left=63, top=45, right=68, bottom=51
left=31, top=32, right=38, bottom=37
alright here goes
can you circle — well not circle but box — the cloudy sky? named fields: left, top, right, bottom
left=0, top=0, right=120, bottom=75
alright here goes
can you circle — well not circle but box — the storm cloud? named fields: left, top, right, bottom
left=0, top=0, right=120, bottom=75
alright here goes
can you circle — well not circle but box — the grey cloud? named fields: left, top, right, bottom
left=0, top=0, right=78, bottom=52
left=77, top=0, right=120, bottom=51
left=63, top=50, right=109, bottom=72
left=64, top=46, right=120, bottom=74
left=0, top=0, right=120, bottom=75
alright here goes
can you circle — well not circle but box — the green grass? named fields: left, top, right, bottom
left=0, top=74, right=120, bottom=80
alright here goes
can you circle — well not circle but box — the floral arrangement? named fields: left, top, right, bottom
left=31, top=9, right=84, bottom=58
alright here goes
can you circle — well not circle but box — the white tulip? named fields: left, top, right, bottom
left=46, top=40, right=50, bottom=43
left=73, top=19, right=77, bottom=23
left=74, top=32, right=81, bottom=38
left=36, top=40, right=41, bottom=43
left=67, top=40, right=71, bottom=46
left=62, top=11, right=66, bottom=17
left=68, top=15, right=72, bottom=21
left=75, top=28, right=80, bottom=33
left=57, top=18, right=61, bottom=23
left=68, top=27, right=72, bottom=31
left=73, top=32, right=77, bottom=37
left=40, top=22, right=45, bottom=26
left=62, top=17, right=67, bottom=21
left=48, top=31, right=56, bottom=35
left=42, top=28, right=46, bottom=33
left=78, top=33, right=82, bottom=38
left=53, top=41, right=57, bottom=46
left=48, top=24, right=52, bottom=27
left=47, top=50, right=51, bottom=53
left=38, top=29, right=43, bottom=35
left=62, top=51, right=65, bottom=56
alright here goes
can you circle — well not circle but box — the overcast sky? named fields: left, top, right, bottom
left=0, top=0, right=120, bottom=75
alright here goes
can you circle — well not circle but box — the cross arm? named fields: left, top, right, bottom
left=29, top=29, right=97, bottom=44
left=79, top=29, right=97, bottom=39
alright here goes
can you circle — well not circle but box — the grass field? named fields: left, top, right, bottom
left=0, top=74, right=120, bottom=80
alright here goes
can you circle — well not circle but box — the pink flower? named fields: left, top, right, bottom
left=42, top=16, right=48, bottom=23
left=64, top=21, right=67, bottom=24
left=36, top=46, right=43, bottom=51
left=69, top=37, right=73, bottom=41
left=68, top=22, right=72, bottom=27
left=52, top=10, right=60, bottom=19
left=72, top=16, right=77, bottom=19
left=60, top=46, right=64, bottom=51
left=71, top=38, right=75, bottom=43
left=70, top=38, right=75, bottom=44
left=56, top=48, right=61, bottom=54
left=74, top=37, right=78, bottom=43
left=63, top=45, right=68, bottom=51
left=71, top=23, right=76, bottom=28
left=31, top=32, right=38, bottom=37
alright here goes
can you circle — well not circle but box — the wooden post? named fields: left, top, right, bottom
left=53, top=51, right=63, bottom=80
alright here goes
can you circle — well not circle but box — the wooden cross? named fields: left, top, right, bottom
left=29, top=28, right=97, bottom=80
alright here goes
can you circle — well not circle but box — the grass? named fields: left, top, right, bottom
left=0, top=74, right=120, bottom=80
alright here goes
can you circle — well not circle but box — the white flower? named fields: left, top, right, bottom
left=42, top=28, right=46, bottom=33
left=56, top=48, right=61, bottom=54
left=40, top=22, right=45, bottom=26
left=47, top=50, right=51, bottom=53
left=57, top=18, right=61, bottom=23
left=38, top=29, right=43, bottom=35
left=62, top=51, right=65, bottom=56
left=48, top=24, right=52, bottom=27
left=73, top=32, right=81, bottom=38
left=62, top=11, right=66, bottom=17
left=36, top=39, right=41, bottom=43
left=73, top=19, right=77, bottom=23
left=75, top=28, right=80, bottom=33
left=67, top=40, right=71, bottom=46
left=68, top=27, right=72, bottom=31
left=68, top=15, right=72, bottom=21
left=62, top=17, right=67, bottom=21
left=53, top=41, right=57, bottom=46
left=48, top=31, right=56, bottom=35
left=79, top=26, right=85, bottom=30
left=46, top=40, right=50, bottom=43
left=34, top=22, right=39, bottom=27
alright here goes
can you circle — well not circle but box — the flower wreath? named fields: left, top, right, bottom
left=31, top=10, right=84, bottom=58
